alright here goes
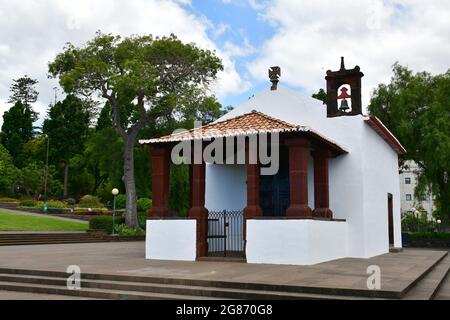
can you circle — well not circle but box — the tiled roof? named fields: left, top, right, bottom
left=139, top=110, right=347, bottom=154
left=140, top=110, right=307, bottom=144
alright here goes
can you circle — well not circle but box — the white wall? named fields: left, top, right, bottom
left=146, top=220, right=197, bottom=261
left=362, top=124, right=402, bottom=252
left=205, top=164, right=247, bottom=211
left=246, top=219, right=348, bottom=265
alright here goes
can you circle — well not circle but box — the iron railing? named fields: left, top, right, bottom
left=207, top=210, right=244, bottom=257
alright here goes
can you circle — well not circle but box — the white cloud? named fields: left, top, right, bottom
left=0, top=0, right=246, bottom=126
left=247, top=0, right=450, bottom=109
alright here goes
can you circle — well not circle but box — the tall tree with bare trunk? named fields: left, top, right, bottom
left=48, top=32, right=223, bottom=228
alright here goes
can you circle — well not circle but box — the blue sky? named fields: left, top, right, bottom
left=0, top=0, right=449, bottom=124
left=189, top=0, right=277, bottom=107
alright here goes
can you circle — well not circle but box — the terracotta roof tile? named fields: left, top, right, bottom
left=139, top=110, right=347, bottom=155
left=140, top=110, right=307, bottom=144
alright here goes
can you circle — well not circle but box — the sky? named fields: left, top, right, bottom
left=0, top=0, right=449, bottom=127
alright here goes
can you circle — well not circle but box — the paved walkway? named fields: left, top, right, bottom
left=0, top=242, right=446, bottom=296
left=0, top=208, right=89, bottom=225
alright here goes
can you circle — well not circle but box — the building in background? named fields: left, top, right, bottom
left=399, top=160, right=436, bottom=219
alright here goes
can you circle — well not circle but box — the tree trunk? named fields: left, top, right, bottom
left=123, top=136, right=139, bottom=228
left=63, top=161, right=69, bottom=199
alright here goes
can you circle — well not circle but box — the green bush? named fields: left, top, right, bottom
left=138, top=211, right=148, bottom=229
left=89, top=216, right=125, bottom=234
left=65, top=198, right=76, bottom=206
left=137, top=198, right=152, bottom=212
left=115, top=194, right=126, bottom=209
left=78, top=195, right=103, bottom=208
left=0, top=197, right=19, bottom=203
left=46, top=200, right=67, bottom=209
left=409, top=232, right=450, bottom=240
left=20, top=199, right=37, bottom=207
left=115, top=224, right=146, bottom=236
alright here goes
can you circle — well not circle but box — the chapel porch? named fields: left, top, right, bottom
left=140, top=111, right=348, bottom=263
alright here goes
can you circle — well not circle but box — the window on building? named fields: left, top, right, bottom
left=419, top=194, right=429, bottom=201
left=405, top=177, right=411, bottom=184
left=406, top=194, right=412, bottom=201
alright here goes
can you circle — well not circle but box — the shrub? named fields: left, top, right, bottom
left=137, top=198, right=152, bottom=212
left=409, top=232, right=450, bottom=240
left=79, top=195, right=103, bottom=208
left=138, top=211, right=148, bottom=229
left=65, top=198, right=76, bottom=206
left=89, top=216, right=125, bottom=234
left=115, top=194, right=126, bottom=209
left=46, top=200, right=67, bottom=209
left=115, top=224, right=145, bottom=236
left=20, top=199, right=37, bottom=207
left=0, top=197, right=19, bottom=203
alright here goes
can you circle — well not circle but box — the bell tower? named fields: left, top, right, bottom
left=325, top=57, right=364, bottom=117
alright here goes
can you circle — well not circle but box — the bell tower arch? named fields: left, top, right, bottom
left=325, top=57, right=364, bottom=117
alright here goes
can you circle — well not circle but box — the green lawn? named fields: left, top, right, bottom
left=0, top=211, right=88, bottom=231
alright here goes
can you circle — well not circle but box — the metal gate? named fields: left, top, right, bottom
left=207, top=210, right=244, bottom=257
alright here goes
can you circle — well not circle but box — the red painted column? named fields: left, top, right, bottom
left=243, top=139, right=262, bottom=250
left=312, top=149, right=333, bottom=219
left=243, top=139, right=262, bottom=219
left=286, top=137, right=312, bottom=218
left=148, top=146, right=171, bottom=218
left=188, top=146, right=208, bottom=258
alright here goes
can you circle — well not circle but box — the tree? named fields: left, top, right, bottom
left=43, top=95, right=91, bottom=198
left=48, top=32, right=223, bottom=228
left=8, top=75, right=39, bottom=120
left=19, top=162, right=62, bottom=199
left=0, top=143, right=19, bottom=195
left=369, top=63, right=450, bottom=220
left=0, top=101, right=34, bottom=167
left=312, top=88, right=327, bottom=104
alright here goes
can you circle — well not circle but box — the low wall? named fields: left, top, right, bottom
left=146, top=219, right=197, bottom=261
left=246, top=219, right=348, bottom=265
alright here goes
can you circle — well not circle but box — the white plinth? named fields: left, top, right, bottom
left=146, top=219, right=197, bottom=261
left=246, top=219, right=348, bottom=265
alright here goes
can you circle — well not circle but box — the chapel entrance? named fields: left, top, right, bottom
left=259, top=146, right=290, bottom=216
left=207, top=210, right=245, bottom=257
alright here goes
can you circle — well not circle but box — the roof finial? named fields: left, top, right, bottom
left=340, top=57, right=346, bottom=71
left=269, top=66, right=281, bottom=91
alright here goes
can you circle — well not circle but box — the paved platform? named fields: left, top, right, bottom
left=0, top=242, right=446, bottom=298
left=0, top=290, right=96, bottom=300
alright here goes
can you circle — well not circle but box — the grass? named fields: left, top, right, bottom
left=0, top=211, right=88, bottom=231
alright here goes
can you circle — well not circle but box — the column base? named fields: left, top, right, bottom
left=286, top=205, right=313, bottom=218
left=148, top=207, right=170, bottom=218
left=313, top=208, right=333, bottom=219
left=188, top=206, right=208, bottom=258
left=244, top=205, right=263, bottom=219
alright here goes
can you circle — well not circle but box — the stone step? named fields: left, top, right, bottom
left=0, top=281, right=223, bottom=300
left=403, top=254, right=450, bottom=300
left=0, top=267, right=393, bottom=299
left=0, top=273, right=369, bottom=300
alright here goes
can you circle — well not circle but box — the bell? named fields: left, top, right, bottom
left=339, top=99, right=350, bottom=112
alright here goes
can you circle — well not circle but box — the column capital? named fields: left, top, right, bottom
left=311, top=148, right=332, bottom=158
left=285, top=137, right=310, bottom=148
